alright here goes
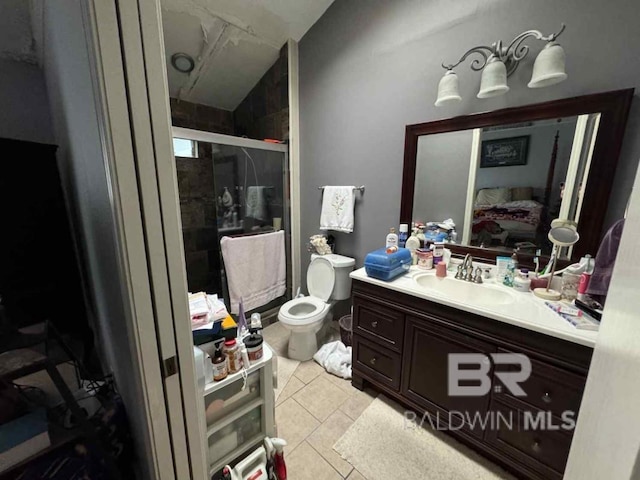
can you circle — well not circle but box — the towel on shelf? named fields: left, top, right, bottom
left=320, top=186, right=356, bottom=233
left=220, top=230, right=286, bottom=314
left=246, top=186, right=270, bottom=221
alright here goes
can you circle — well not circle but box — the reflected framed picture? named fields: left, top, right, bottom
left=480, top=136, right=529, bottom=168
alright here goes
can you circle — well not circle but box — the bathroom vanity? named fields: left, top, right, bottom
left=350, top=268, right=595, bottom=480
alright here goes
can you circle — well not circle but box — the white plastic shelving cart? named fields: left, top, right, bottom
left=199, top=343, right=276, bottom=477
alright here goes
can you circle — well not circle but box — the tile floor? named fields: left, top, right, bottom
left=264, top=321, right=376, bottom=480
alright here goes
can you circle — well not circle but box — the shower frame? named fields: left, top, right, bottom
left=172, top=126, right=293, bottom=319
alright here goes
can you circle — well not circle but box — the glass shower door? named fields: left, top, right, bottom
left=173, top=129, right=290, bottom=315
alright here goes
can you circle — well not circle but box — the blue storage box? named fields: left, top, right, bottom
left=364, top=248, right=412, bottom=281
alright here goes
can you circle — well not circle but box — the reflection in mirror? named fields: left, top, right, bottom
left=412, top=114, right=601, bottom=259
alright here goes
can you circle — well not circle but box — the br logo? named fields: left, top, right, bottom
left=448, top=353, right=531, bottom=397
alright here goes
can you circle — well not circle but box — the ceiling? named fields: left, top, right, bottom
left=161, top=0, right=333, bottom=111
left=0, top=0, right=38, bottom=64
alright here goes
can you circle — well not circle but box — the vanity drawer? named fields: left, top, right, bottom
left=486, top=399, right=572, bottom=479
left=353, top=336, right=401, bottom=391
left=353, top=296, right=404, bottom=352
left=494, top=350, right=586, bottom=418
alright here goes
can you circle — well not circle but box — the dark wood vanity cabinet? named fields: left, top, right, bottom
left=351, top=279, right=593, bottom=480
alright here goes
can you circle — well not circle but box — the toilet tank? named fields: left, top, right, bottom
left=311, top=253, right=356, bottom=301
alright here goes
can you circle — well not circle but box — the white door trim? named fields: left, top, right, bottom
left=288, top=39, right=302, bottom=294
left=85, top=1, right=176, bottom=478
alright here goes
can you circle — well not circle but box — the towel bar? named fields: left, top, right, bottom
left=318, top=185, right=365, bottom=193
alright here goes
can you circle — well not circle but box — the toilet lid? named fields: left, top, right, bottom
left=307, top=257, right=335, bottom=302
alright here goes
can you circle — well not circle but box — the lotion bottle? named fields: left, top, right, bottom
left=405, top=228, right=421, bottom=265
left=386, top=228, right=398, bottom=248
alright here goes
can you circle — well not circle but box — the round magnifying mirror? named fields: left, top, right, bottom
left=548, top=219, right=579, bottom=246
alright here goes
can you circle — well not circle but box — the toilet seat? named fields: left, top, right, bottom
left=279, top=296, right=329, bottom=326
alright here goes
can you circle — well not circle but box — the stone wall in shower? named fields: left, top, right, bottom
left=175, top=146, right=221, bottom=293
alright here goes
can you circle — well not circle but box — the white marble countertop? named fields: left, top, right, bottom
left=350, top=266, right=597, bottom=348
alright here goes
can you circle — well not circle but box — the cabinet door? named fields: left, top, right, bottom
left=402, top=316, right=494, bottom=438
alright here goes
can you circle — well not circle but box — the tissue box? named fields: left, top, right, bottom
left=364, top=248, right=412, bottom=281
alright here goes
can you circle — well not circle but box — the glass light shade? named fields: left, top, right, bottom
left=435, top=70, right=462, bottom=106
left=477, top=56, right=509, bottom=98
left=528, top=42, right=568, bottom=88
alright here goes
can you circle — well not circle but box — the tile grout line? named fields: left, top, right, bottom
left=305, top=438, right=355, bottom=480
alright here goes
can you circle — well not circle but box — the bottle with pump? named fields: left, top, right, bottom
left=405, top=228, right=421, bottom=265
left=398, top=224, right=409, bottom=248
left=386, top=228, right=398, bottom=248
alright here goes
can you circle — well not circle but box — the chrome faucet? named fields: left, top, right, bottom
left=460, top=254, right=474, bottom=281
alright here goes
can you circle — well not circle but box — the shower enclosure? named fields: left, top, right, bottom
left=172, top=127, right=291, bottom=314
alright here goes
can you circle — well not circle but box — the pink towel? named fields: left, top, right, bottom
left=220, top=231, right=286, bottom=314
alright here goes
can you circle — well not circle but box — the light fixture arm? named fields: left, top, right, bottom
left=442, top=24, right=566, bottom=77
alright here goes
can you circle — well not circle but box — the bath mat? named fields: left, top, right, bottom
left=274, top=355, right=299, bottom=401
left=333, top=395, right=515, bottom=480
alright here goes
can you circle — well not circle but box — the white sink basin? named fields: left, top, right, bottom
left=413, top=274, right=516, bottom=307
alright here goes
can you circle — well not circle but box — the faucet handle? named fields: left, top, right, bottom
left=455, top=264, right=464, bottom=279
left=474, top=267, right=484, bottom=284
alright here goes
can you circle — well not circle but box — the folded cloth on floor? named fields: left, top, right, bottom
left=246, top=186, right=270, bottom=221
left=313, top=340, right=352, bottom=379
left=320, top=186, right=356, bottom=233
left=220, top=230, right=286, bottom=314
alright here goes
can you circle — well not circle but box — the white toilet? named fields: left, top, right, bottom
left=278, top=253, right=355, bottom=361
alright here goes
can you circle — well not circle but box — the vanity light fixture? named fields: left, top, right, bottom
left=435, top=24, right=567, bottom=106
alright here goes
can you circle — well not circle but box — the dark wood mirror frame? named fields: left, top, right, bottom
left=400, top=88, right=634, bottom=268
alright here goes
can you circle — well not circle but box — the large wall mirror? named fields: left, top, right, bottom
left=401, top=89, right=633, bottom=264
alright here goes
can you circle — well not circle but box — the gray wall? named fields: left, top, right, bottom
left=42, top=1, right=153, bottom=477
left=413, top=130, right=473, bottom=240
left=299, top=0, right=640, bottom=287
left=0, top=58, right=53, bottom=144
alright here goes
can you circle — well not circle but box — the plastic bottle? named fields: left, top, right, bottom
left=223, top=338, right=242, bottom=373
left=272, top=438, right=288, bottom=480
left=450, top=228, right=458, bottom=244
left=386, top=228, right=398, bottom=248
left=212, top=342, right=228, bottom=381
left=398, top=224, right=409, bottom=248
left=405, top=228, right=421, bottom=265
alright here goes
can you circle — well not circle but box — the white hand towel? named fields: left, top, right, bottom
left=220, top=230, right=286, bottom=314
left=320, top=186, right=356, bottom=233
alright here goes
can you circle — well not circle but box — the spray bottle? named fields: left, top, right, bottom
left=271, top=438, right=287, bottom=480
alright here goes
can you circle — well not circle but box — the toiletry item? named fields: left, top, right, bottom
left=238, top=297, right=248, bottom=338
left=432, top=241, right=445, bottom=265
left=386, top=228, right=398, bottom=248
left=577, top=272, right=591, bottom=300
left=398, top=224, right=409, bottom=248
left=223, top=338, right=242, bottom=373
left=436, top=261, right=447, bottom=278
left=546, top=302, right=583, bottom=317
left=495, top=256, right=511, bottom=284
left=545, top=302, right=599, bottom=330
left=513, top=269, right=531, bottom=292
left=561, top=272, right=581, bottom=301
left=450, top=228, right=457, bottom=244
left=405, top=229, right=421, bottom=265
left=416, top=226, right=426, bottom=247
left=416, top=248, right=433, bottom=270
left=386, top=245, right=398, bottom=254
left=240, top=344, right=250, bottom=368
left=243, top=333, right=264, bottom=363
left=534, top=249, right=541, bottom=276
left=250, top=312, right=262, bottom=330
left=212, top=342, right=228, bottom=381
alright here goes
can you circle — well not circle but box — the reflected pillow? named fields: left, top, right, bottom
left=476, top=187, right=512, bottom=205
left=511, top=187, right=533, bottom=201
